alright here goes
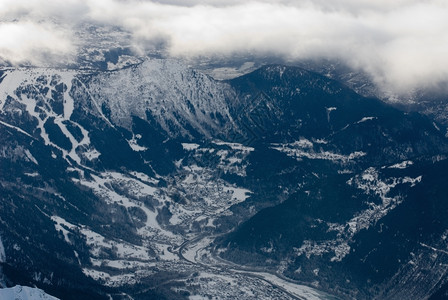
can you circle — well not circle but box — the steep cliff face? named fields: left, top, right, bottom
left=85, top=59, right=238, bottom=138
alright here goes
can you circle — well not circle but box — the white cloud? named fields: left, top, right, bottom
left=0, top=21, right=74, bottom=66
left=1, top=0, right=448, bottom=93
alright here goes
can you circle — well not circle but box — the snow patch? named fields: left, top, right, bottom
left=0, top=285, right=59, bottom=300
left=24, top=172, right=39, bottom=177
left=356, top=117, right=377, bottom=124
left=182, top=143, right=200, bottom=151
left=212, top=140, right=255, bottom=152
left=388, top=160, right=414, bottom=169
left=24, top=150, right=38, bottom=165
left=129, top=171, right=159, bottom=185
left=403, top=175, right=422, bottom=187
left=155, top=244, right=178, bottom=261
left=326, top=107, right=337, bottom=122
left=223, top=187, right=252, bottom=202
left=433, top=122, right=441, bottom=131
left=90, top=258, right=154, bottom=270
left=59, top=73, right=75, bottom=119
left=127, top=135, right=147, bottom=152
left=272, top=140, right=366, bottom=163
left=51, top=216, right=76, bottom=244
left=82, top=269, right=137, bottom=287
left=0, top=235, right=5, bottom=263
left=83, top=149, right=101, bottom=160
left=0, top=120, right=33, bottom=138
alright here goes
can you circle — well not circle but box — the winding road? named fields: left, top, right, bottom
left=173, top=234, right=338, bottom=300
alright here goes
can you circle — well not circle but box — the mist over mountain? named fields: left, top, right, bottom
left=2, top=0, right=448, bottom=94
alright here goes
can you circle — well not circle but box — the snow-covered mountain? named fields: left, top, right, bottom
left=85, top=59, right=237, bottom=137
left=1, top=59, right=448, bottom=299
left=0, top=286, right=59, bottom=300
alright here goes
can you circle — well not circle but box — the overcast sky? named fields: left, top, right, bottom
left=1, top=0, right=447, bottom=93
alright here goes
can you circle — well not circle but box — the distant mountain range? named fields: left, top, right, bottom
left=1, top=59, right=448, bottom=299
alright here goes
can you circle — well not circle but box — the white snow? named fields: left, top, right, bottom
left=24, top=150, right=38, bottom=165
left=183, top=142, right=253, bottom=176
left=207, top=61, right=256, bottom=80
left=111, top=238, right=151, bottom=260
left=272, top=140, right=366, bottom=163
left=212, top=140, right=255, bottom=152
left=73, top=171, right=177, bottom=241
left=356, top=117, right=377, bottom=124
left=0, top=69, right=97, bottom=167
left=59, top=73, right=75, bottom=119
left=182, top=143, right=200, bottom=150
left=108, top=172, right=158, bottom=197
left=223, top=186, right=252, bottom=202
left=127, top=135, right=147, bottom=152
left=51, top=216, right=76, bottom=244
left=129, top=171, right=159, bottom=184
left=291, top=138, right=314, bottom=149
left=156, top=244, right=179, bottom=261
left=433, top=122, right=441, bottom=131
left=0, top=70, right=20, bottom=111
left=198, top=272, right=237, bottom=285
left=388, top=160, right=414, bottom=169
left=183, top=237, right=215, bottom=263
left=169, top=213, right=183, bottom=226
left=87, top=225, right=144, bottom=258
left=0, top=285, right=59, bottom=300
left=90, top=258, right=154, bottom=270
left=0, top=120, right=33, bottom=138
left=314, top=139, right=328, bottom=144
left=24, top=172, right=39, bottom=177
left=326, top=107, right=337, bottom=122
left=75, top=172, right=157, bottom=202
left=73, top=77, right=116, bottom=128
left=87, top=59, right=236, bottom=137
left=403, top=175, right=422, bottom=187
left=82, top=269, right=138, bottom=287
left=419, top=242, right=448, bottom=256
left=14, top=92, right=53, bottom=152
left=0, top=235, right=5, bottom=263
left=51, top=215, right=155, bottom=262
left=83, top=149, right=101, bottom=160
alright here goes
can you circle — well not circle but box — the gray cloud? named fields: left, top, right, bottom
left=1, top=0, right=447, bottom=93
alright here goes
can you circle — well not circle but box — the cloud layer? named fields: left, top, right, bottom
left=1, top=0, right=448, bottom=93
